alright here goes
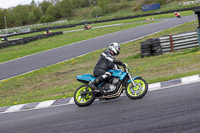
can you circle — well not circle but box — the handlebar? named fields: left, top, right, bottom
left=122, top=63, right=129, bottom=72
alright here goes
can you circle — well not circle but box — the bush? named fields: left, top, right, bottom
left=104, top=4, right=116, bottom=13
left=114, top=2, right=131, bottom=10
left=154, top=0, right=165, bottom=5
left=40, top=15, right=55, bottom=23
left=73, top=8, right=90, bottom=19
left=103, top=2, right=131, bottom=14
left=90, top=7, right=103, bottom=18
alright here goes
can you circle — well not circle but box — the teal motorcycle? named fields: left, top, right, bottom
left=74, top=63, right=148, bottom=107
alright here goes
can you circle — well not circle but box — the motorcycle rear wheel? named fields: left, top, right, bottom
left=125, top=78, right=148, bottom=99
left=74, top=85, right=95, bottom=107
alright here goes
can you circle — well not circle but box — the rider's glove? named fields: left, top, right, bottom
left=122, top=63, right=126, bottom=68
left=114, top=60, right=123, bottom=66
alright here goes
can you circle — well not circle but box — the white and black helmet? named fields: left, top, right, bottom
left=109, top=42, right=120, bottom=55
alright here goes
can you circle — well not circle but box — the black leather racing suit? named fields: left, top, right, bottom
left=93, top=49, right=119, bottom=79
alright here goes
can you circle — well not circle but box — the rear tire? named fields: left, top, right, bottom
left=74, top=85, right=95, bottom=107
left=125, top=78, right=148, bottom=99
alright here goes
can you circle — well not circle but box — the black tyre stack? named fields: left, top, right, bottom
left=0, top=31, right=64, bottom=49
left=140, top=41, right=152, bottom=58
left=140, top=38, right=163, bottom=58
left=151, top=38, right=163, bottom=56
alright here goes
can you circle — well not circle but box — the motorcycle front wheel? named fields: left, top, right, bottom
left=125, top=78, right=148, bottom=99
left=74, top=85, right=95, bottom=107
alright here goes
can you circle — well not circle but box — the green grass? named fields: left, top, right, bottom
left=0, top=19, right=199, bottom=107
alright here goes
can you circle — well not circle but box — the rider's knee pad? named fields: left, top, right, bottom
left=102, top=72, right=112, bottom=79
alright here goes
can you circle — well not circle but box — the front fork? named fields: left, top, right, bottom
left=127, top=73, right=136, bottom=87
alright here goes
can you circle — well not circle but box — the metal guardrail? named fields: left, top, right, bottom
left=159, top=31, right=199, bottom=52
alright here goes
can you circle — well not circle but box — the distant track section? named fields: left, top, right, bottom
left=0, top=15, right=194, bottom=81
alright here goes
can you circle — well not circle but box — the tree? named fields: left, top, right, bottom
left=80, top=0, right=90, bottom=7
left=0, top=9, right=5, bottom=29
left=12, top=5, right=30, bottom=26
left=97, top=0, right=111, bottom=13
left=46, top=4, right=56, bottom=17
left=59, top=0, right=73, bottom=19
left=90, top=7, right=103, bottom=18
left=32, top=7, right=42, bottom=21
left=54, top=3, right=63, bottom=19
left=30, top=0, right=37, bottom=7
left=28, top=12, right=35, bottom=24
left=71, top=0, right=81, bottom=8
left=45, top=4, right=56, bottom=22
left=39, top=0, right=50, bottom=15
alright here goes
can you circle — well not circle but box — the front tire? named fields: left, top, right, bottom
left=125, top=78, right=148, bottom=99
left=74, top=85, right=95, bottom=107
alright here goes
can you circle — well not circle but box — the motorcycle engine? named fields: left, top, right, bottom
left=103, top=77, right=119, bottom=93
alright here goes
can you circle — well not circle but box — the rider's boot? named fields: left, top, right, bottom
left=88, top=77, right=104, bottom=93
left=88, top=80, right=99, bottom=91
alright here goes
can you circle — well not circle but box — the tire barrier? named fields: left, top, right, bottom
left=0, top=31, right=36, bottom=38
left=140, top=41, right=152, bottom=57
left=0, top=31, right=63, bottom=49
left=140, top=38, right=163, bottom=58
left=141, top=31, right=199, bottom=57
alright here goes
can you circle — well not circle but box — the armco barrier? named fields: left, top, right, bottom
left=159, top=31, right=199, bottom=52
left=0, top=31, right=63, bottom=49
left=140, top=31, right=199, bottom=57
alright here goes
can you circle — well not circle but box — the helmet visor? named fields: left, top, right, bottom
left=116, top=46, right=120, bottom=52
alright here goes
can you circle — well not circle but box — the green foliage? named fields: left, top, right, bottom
left=0, top=9, right=13, bottom=29
left=59, top=0, right=73, bottom=18
left=40, top=15, right=55, bottom=23
left=80, top=0, right=90, bottom=7
left=30, top=0, right=37, bottom=7
left=32, top=7, right=41, bottom=21
left=46, top=4, right=56, bottom=20
left=71, top=0, right=81, bottom=8
left=104, top=3, right=116, bottom=13
left=90, top=7, right=103, bottom=18
left=39, top=0, right=50, bottom=15
left=28, top=12, right=35, bottom=24
left=13, top=5, right=29, bottom=26
left=154, top=0, right=165, bottom=5
left=97, top=0, right=111, bottom=13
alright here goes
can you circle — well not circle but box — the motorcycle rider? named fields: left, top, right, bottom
left=89, top=42, right=123, bottom=92
left=174, top=12, right=181, bottom=18
left=84, top=23, right=91, bottom=30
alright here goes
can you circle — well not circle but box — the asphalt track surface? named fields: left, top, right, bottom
left=0, top=82, right=200, bottom=133
left=0, top=15, right=195, bottom=81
